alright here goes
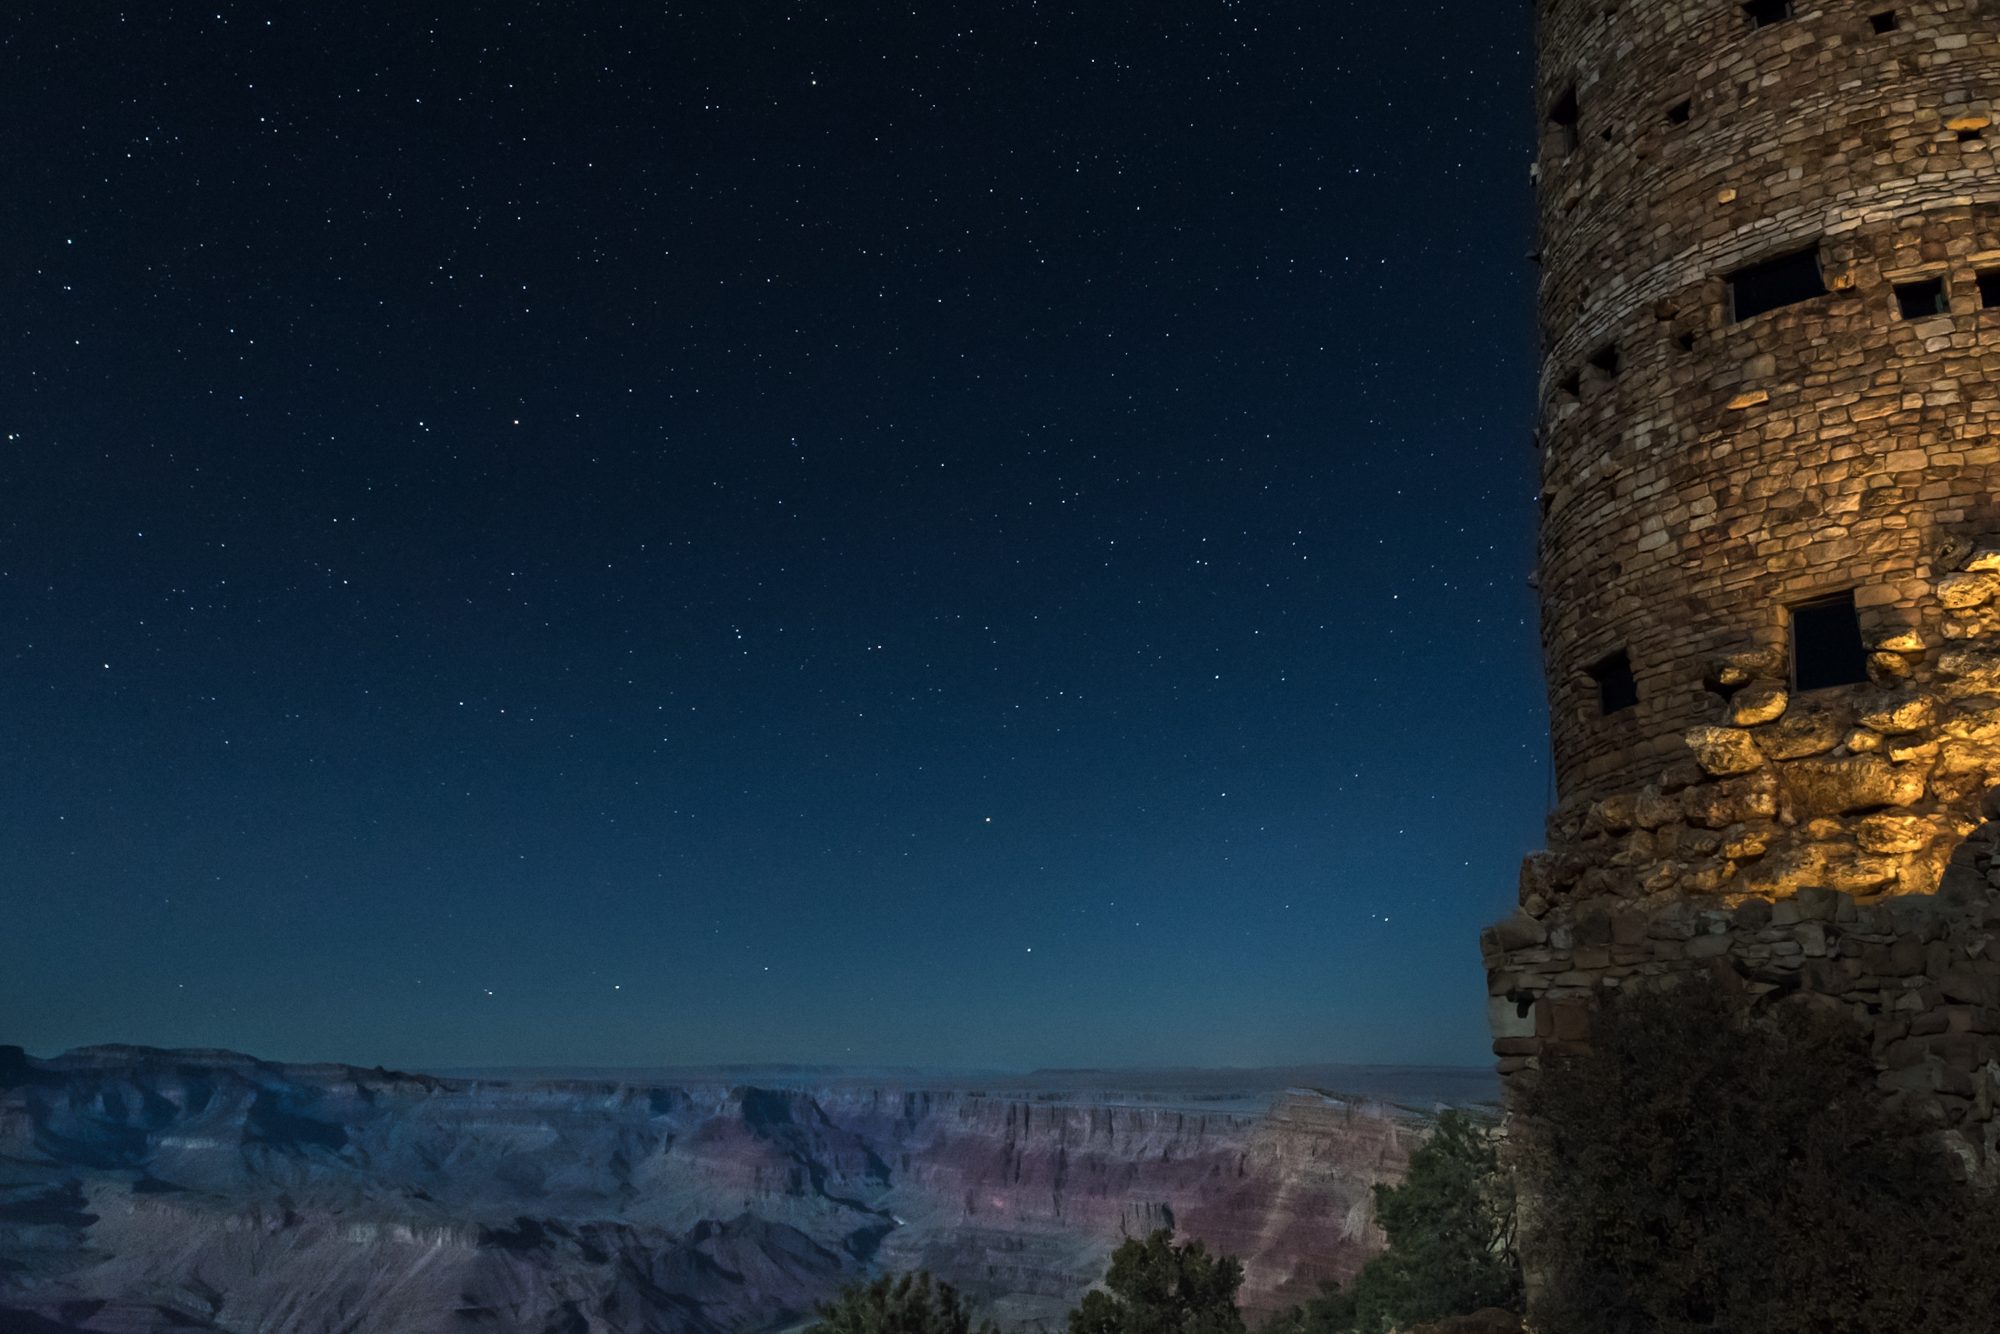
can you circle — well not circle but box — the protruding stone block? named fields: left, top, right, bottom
left=1937, top=572, right=2000, bottom=610
left=1488, top=996, right=1536, bottom=1041
left=1685, top=726, right=1765, bottom=776
left=1857, top=692, right=1937, bottom=734
left=1728, top=686, right=1789, bottom=727
left=1857, top=813, right=1940, bottom=855
left=1783, top=755, right=1926, bottom=818
left=1491, top=912, right=1549, bottom=951
left=1755, top=703, right=1847, bottom=761
left=1938, top=647, right=2000, bottom=691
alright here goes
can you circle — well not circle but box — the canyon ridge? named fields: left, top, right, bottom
left=0, top=1045, right=1493, bottom=1333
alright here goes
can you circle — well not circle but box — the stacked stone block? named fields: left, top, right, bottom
left=1485, top=874, right=2000, bottom=1169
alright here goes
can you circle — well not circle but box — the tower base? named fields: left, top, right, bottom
left=1484, top=874, right=2000, bottom=1175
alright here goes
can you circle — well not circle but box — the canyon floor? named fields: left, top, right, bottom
left=0, top=1045, right=1493, bottom=1334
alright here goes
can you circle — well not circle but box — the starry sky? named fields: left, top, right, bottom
left=4, top=1, right=1541, bottom=1072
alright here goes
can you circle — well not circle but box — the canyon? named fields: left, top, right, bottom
left=0, top=1045, right=1489, bottom=1333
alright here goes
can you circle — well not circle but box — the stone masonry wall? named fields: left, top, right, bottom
left=1492, top=0, right=2000, bottom=1179
left=1534, top=0, right=2000, bottom=800
left=1490, top=547, right=2000, bottom=1164
left=1484, top=877, right=2000, bottom=1171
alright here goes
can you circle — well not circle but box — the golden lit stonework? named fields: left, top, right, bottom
left=1488, top=0, right=2000, bottom=1170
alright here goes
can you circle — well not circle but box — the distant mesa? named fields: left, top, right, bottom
left=0, top=1044, right=1489, bottom=1333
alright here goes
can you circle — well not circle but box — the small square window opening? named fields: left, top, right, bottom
left=1894, top=277, right=1947, bottom=320
left=1589, top=344, right=1621, bottom=377
left=1791, top=591, right=1870, bottom=692
left=1666, top=99, right=1692, bottom=126
left=1589, top=650, right=1639, bottom=716
left=1744, top=0, right=1794, bottom=27
left=1729, top=247, right=1829, bottom=322
left=1978, top=269, right=2000, bottom=309
left=1871, top=11, right=1899, bottom=33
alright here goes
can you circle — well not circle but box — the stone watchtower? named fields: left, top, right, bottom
left=1485, top=0, right=2000, bottom=1159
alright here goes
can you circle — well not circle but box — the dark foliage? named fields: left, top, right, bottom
left=1256, top=1283, right=1357, bottom=1334
left=809, top=1272, right=1000, bottom=1334
left=1259, top=1112, right=1520, bottom=1334
left=1518, top=979, right=2000, bottom=1333
left=1068, top=1229, right=1247, bottom=1334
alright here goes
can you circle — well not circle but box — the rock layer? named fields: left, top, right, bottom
left=0, top=1047, right=1425, bottom=1333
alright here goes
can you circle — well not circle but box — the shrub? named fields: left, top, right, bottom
left=1518, top=978, right=2000, bottom=1333
left=809, top=1271, right=1000, bottom=1334
left=1259, top=1111, right=1520, bottom=1334
left=1068, top=1228, right=1247, bottom=1334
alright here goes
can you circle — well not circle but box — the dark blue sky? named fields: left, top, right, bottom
left=4, top=0, right=1542, bottom=1070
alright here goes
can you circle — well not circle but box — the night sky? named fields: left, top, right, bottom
left=6, top=1, right=1541, bottom=1072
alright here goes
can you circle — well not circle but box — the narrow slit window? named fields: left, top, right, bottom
left=1666, top=99, right=1692, bottom=126
left=1744, top=0, right=1794, bottom=26
left=1791, top=591, right=1869, bottom=692
left=1590, top=344, right=1621, bottom=377
left=1590, top=650, right=1639, bottom=716
left=1894, top=277, right=1947, bottom=319
left=1729, top=246, right=1829, bottom=323
left=1871, top=10, right=1899, bottom=32
left=1548, top=85, right=1580, bottom=153
left=1960, top=127, right=1987, bottom=144
left=1979, top=269, right=2000, bottom=308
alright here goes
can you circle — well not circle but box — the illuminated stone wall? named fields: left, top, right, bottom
left=1537, top=0, right=2000, bottom=801
left=1491, top=0, right=2000, bottom=1160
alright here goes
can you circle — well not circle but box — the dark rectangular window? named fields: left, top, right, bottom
left=1729, top=247, right=1829, bottom=322
left=1791, top=591, right=1869, bottom=692
left=1871, top=10, right=1899, bottom=32
left=1548, top=85, right=1580, bottom=153
left=1590, top=650, right=1639, bottom=716
left=1894, top=277, right=1947, bottom=319
left=1979, top=269, right=2000, bottom=308
left=1745, top=0, right=1794, bottom=26
left=1590, top=344, right=1621, bottom=377
left=1667, top=99, right=1693, bottom=126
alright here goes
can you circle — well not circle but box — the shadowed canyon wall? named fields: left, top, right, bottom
left=0, top=1046, right=1424, bottom=1334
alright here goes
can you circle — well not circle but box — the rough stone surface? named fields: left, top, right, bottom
left=1783, top=754, right=1927, bottom=818
left=1491, top=0, right=2000, bottom=1195
left=1755, top=702, right=1848, bottom=761
left=1517, top=0, right=2000, bottom=911
left=1684, top=725, right=1765, bottom=776
left=1534, top=1, right=2000, bottom=802
left=1729, top=685, right=1789, bottom=727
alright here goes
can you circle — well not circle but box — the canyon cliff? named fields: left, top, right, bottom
left=0, top=1046, right=1476, bottom=1333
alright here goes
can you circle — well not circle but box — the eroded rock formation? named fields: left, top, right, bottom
left=0, top=1047, right=1426, bottom=1333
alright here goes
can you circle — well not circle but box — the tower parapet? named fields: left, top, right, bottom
left=1488, top=0, right=2000, bottom=1165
